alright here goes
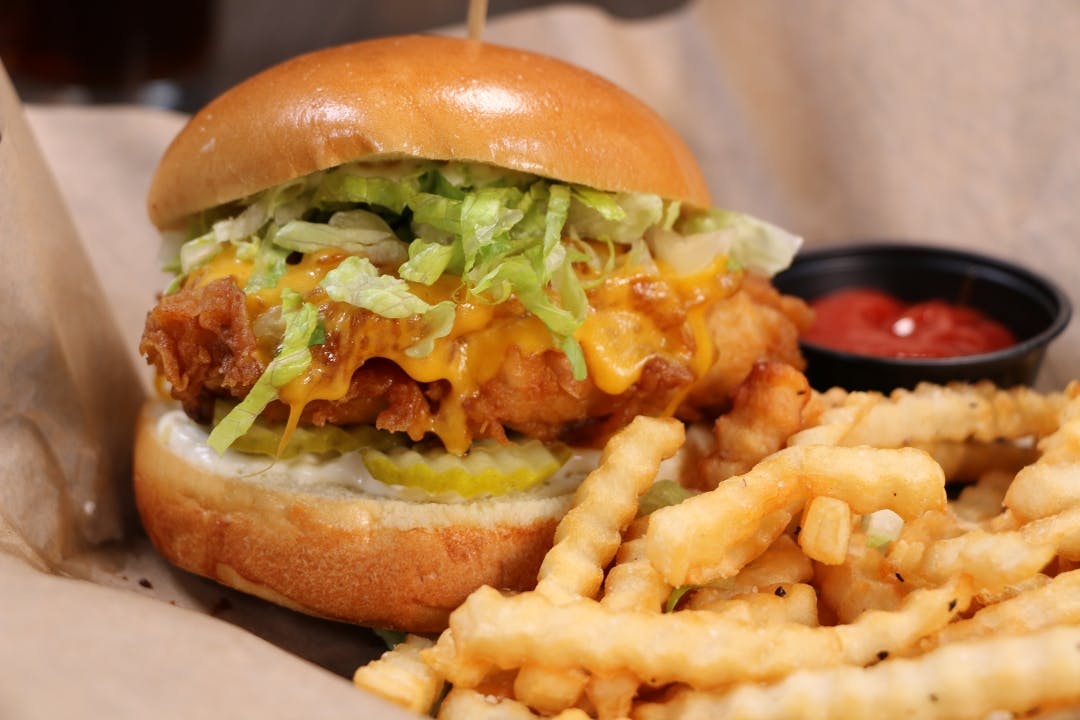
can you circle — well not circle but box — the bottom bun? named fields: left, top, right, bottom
left=133, top=401, right=575, bottom=632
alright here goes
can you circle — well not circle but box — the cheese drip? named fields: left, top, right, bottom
left=189, top=246, right=740, bottom=454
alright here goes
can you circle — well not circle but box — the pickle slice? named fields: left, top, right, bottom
left=213, top=402, right=570, bottom=497
left=360, top=439, right=571, bottom=498
left=215, top=402, right=401, bottom=458
left=230, top=422, right=400, bottom=458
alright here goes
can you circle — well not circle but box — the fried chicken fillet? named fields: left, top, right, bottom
left=141, top=268, right=809, bottom=452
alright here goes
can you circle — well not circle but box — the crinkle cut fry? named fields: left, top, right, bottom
left=352, top=635, right=442, bottom=715
left=797, top=495, right=852, bottom=565
left=438, top=687, right=591, bottom=720
left=888, top=498, right=1080, bottom=594
left=1006, top=463, right=1080, bottom=521
left=925, top=568, right=1080, bottom=648
left=646, top=445, right=945, bottom=587
left=536, top=415, right=685, bottom=603
left=815, top=531, right=906, bottom=624
left=1005, top=382, right=1080, bottom=521
left=600, top=518, right=670, bottom=614
left=443, top=578, right=970, bottom=690
left=1021, top=504, right=1080, bottom=560
left=415, top=381, right=1080, bottom=720
left=832, top=382, right=1065, bottom=447
left=911, top=439, right=1038, bottom=483
left=684, top=504, right=799, bottom=583
left=424, top=416, right=685, bottom=705
left=682, top=534, right=814, bottom=611
left=422, top=623, right=493, bottom=691
left=516, top=416, right=684, bottom=714
left=683, top=582, right=820, bottom=626
left=887, top=526, right=1058, bottom=591
left=586, top=518, right=672, bottom=720
left=632, top=625, right=1080, bottom=720
left=788, top=389, right=880, bottom=447
left=859, top=383, right=1080, bottom=633
left=511, top=665, right=590, bottom=717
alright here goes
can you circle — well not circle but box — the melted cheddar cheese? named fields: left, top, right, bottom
left=188, top=246, right=741, bottom=454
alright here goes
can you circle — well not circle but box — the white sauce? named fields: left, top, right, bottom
left=156, top=408, right=595, bottom=504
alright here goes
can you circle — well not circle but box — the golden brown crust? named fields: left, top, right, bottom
left=133, top=401, right=572, bottom=632
left=684, top=275, right=812, bottom=415
left=147, top=34, right=710, bottom=229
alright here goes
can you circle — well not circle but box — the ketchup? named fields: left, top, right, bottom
left=804, top=288, right=1017, bottom=358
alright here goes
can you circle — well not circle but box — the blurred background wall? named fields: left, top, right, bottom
left=5, top=0, right=1076, bottom=243
left=0, top=0, right=687, bottom=111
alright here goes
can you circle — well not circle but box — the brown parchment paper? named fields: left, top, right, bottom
left=0, top=62, right=411, bottom=720
left=0, top=60, right=140, bottom=567
left=3, top=2, right=1079, bottom=717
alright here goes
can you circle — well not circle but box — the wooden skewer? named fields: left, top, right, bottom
left=467, top=0, right=489, bottom=41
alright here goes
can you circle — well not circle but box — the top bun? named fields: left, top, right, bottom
left=147, top=35, right=710, bottom=229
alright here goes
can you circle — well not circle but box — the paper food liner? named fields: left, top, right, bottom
left=0, top=60, right=410, bottom=718
left=0, top=61, right=140, bottom=565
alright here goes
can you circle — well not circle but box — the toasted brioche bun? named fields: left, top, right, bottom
left=134, top=401, right=573, bottom=631
left=147, top=34, right=710, bottom=229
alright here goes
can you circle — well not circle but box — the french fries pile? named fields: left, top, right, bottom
left=353, top=375, right=1080, bottom=719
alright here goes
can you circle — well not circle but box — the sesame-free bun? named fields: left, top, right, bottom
left=147, top=34, right=710, bottom=229
left=133, top=401, right=573, bottom=632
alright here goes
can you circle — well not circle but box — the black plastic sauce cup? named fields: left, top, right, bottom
left=773, top=243, right=1072, bottom=392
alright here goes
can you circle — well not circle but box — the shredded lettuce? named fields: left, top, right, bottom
left=212, top=197, right=271, bottom=243
left=320, top=256, right=456, bottom=356
left=398, top=239, right=457, bottom=284
left=314, top=169, right=421, bottom=214
left=207, top=290, right=322, bottom=454
left=406, top=301, right=456, bottom=359
left=164, top=159, right=803, bottom=389
left=671, top=209, right=802, bottom=277
left=543, top=184, right=572, bottom=259
left=273, top=210, right=408, bottom=266
left=400, top=180, right=589, bottom=377
left=322, top=256, right=436, bottom=317
left=567, top=189, right=666, bottom=244
left=459, top=188, right=528, bottom=275
left=637, top=479, right=696, bottom=517
left=213, top=401, right=400, bottom=458
left=571, top=187, right=626, bottom=221
left=665, top=584, right=696, bottom=613
left=178, top=232, right=224, bottom=274
left=862, top=509, right=905, bottom=549
left=244, top=236, right=290, bottom=292
left=439, top=161, right=536, bottom=190
left=373, top=628, right=408, bottom=650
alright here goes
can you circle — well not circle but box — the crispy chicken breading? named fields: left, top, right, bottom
left=694, top=361, right=814, bottom=491
left=141, top=273, right=809, bottom=450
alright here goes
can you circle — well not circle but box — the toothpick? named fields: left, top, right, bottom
left=467, top=0, right=489, bottom=41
